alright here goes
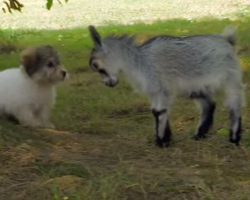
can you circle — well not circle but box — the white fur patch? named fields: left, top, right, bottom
left=0, top=67, right=57, bottom=128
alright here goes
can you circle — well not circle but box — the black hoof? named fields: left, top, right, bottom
left=193, top=134, right=206, bottom=140
left=155, top=137, right=170, bottom=148
left=229, top=137, right=240, bottom=146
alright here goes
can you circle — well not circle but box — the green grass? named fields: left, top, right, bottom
left=1, top=17, right=250, bottom=200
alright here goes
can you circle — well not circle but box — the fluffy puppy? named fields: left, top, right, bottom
left=0, top=45, right=67, bottom=128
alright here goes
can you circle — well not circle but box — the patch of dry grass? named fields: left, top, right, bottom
left=1, top=123, right=250, bottom=199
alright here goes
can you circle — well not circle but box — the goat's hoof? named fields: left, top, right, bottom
left=193, top=134, right=206, bottom=140
left=229, top=137, right=240, bottom=146
left=155, top=137, right=170, bottom=148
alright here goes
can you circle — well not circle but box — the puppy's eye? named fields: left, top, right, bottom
left=47, top=61, right=55, bottom=68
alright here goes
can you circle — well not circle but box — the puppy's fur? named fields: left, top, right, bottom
left=0, top=45, right=67, bottom=128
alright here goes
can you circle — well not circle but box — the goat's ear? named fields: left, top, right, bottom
left=88, top=25, right=102, bottom=47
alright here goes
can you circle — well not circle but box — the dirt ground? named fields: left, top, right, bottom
left=0, top=0, right=250, bottom=29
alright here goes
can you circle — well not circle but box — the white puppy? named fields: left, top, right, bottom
left=0, top=45, right=67, bottom=128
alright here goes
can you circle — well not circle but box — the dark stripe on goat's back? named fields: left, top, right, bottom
left=139, top=36, right=181, bottom=47
left=139, top=34, right=218, bottom=48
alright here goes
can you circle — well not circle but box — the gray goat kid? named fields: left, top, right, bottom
left=88, top=25, right=244, bottom=147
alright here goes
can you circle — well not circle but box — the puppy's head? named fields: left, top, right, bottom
left=21, top=45, right=67, bottom=84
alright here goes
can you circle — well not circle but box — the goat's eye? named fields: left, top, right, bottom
left=99, top=69, right=108, bottom=76
left=47, top=61, right=55, bottom=68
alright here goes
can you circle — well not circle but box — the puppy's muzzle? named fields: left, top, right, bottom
left=60, top=69, right=68, bottom=80
left=61, top=70, right=67, bottom=78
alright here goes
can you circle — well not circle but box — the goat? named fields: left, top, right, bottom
left=88, top=25, right=244, bottom=147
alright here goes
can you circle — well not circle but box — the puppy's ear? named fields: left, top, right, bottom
left=88, top=25, right=102, bottom=47
left=21, top=48, right=38, bottom=77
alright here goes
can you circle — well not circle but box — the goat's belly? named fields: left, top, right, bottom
left=175, top=74, right=226, bottom=96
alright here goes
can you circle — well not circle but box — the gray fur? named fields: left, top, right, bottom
left=89, top=26, right=244, bottom=146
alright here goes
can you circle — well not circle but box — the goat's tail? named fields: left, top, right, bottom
left=222, top=26, right=237, bottom=46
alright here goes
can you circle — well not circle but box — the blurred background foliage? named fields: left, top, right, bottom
left=1, top=0, right=69, bottom=13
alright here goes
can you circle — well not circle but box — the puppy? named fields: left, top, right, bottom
left=0, top=45, right=67, bottom=128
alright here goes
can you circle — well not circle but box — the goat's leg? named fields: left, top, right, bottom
left=151, top=94, right=172, bottom=147
left=152, top=109, right=172, bottom=147
left=191, top=92, right=216, bottom=140
left=229, top=109, right=242, bottom=145
left=224, top=83, right=244, bottom=145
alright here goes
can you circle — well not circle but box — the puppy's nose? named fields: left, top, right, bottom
left=61, top=70, right=67, bottom=78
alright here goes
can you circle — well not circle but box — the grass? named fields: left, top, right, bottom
left=1, top=17, right=250, bottom=199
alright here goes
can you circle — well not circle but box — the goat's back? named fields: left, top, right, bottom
left=140, top=35, right=241, bottom=94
